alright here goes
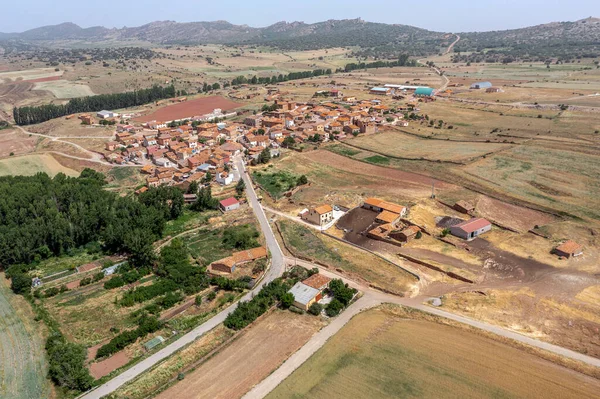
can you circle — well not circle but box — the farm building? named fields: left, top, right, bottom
left=390, top=225, right=421, bottom=242
left=97, top=110, right=116, bottom=119
left=553, top=240, right=583, bottom=258
left=454, top=200, right=475, bottom=214
left=375, top=210, right=402, bottom=226
left=450, top=218, right=492, bottom=240
left=369, top=87, right=392, bottom=96
left=414, top=87, right=435, bottom=96
left=209, top=246, right=268, bottom=274
left=288, top=274, right=331, bottom=311
left=470, top=82, right=493, bottom=90
left=301, top=205, right=334, bottom=227
left=486, top=87, right=503, bottom=93
left=362, top=198, right=407, bottom=217
left=219, top=197, right=240, bottom=212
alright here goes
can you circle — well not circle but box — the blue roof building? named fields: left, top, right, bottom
left=415, top=87, right=435, bottom=96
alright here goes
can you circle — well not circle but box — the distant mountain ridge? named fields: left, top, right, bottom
left=1, top=17, right=599, bottom=59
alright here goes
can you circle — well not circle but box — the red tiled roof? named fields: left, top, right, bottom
left=302, top=273, right=331, bottom=290
left=453, top=218, right=491, bottom=233
left=219, top=197, right=239, bottom=207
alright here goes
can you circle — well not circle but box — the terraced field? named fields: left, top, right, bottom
left=0, top=275, right=51, bottom=399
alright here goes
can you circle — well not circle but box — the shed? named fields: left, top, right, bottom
left=414, top=87, right=435, bottom=96
left=454, top=200, right=475, bottom=214
left=553, top=240, right=583, bottom=258
left=219, top=197, right=240, bottom=212
left=470, top=82, right=493, bottom=89
left=289, top=282, right=320, bottom=311
left=450, top=218, right=491, bottom=240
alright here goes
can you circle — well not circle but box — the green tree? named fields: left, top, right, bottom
left=235, top=179, right=246, bottom=197
left=125, top=229, right=156, bottom=268
left=308, top=302, right=323, bottom=316
left=326, top=299, right=343, bottom=317
left=280, top=292, right=294, bottom=309
left=10, top=273, right=31, bottom=295
left=297, top=175, right=308, bottom=185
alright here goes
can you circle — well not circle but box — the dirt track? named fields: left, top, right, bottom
left=134, top=96, right=245, bottom=123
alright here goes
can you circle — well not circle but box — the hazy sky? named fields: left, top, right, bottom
left=2, top=0, right=599, bottom=33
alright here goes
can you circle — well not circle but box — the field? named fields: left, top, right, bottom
left=33, top=79, right=95, bottom=98
left=253, top=169, right=301, bottom=198
left=156, top=310, right=324, bottom=399
left=0, top=153, right=79, bottom=177
left=278, top=220, right=417, bottom=295
left=267, top=306, right=600, bottom=399
left=0, top=275, right=51, bottom=399
left=111, top=326, right=234, bottom=399
left=0, top=67, right=63, bottom=82
left=458, top=145, right=600, bottom=220
left=0, top=128, right=39, bottom=157
left=347, top=131, right=507, bottom=162
left=134, top=96, right=246, bottom=123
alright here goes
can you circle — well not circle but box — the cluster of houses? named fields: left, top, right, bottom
left=362, top=198, right=422, bottom=244
left=102, top=97, right=411, bottom=189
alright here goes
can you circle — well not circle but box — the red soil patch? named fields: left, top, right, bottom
left=77, top=262, right=100, bottom=273
left=87, top=342, right=105, bottom=362
left=26, top=76, right=61, bottom=83
left=134, top=96, right=245, bottom=123
left=65, top=280, right=81, bottom=290
left=89, top=351, right=130, bottom=379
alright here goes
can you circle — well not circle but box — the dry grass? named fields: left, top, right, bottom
left=156, top=310, right=325, bottom=399
left=0, top=153, right=78, bottom=177
left=112, top=326, right=234, bottom=399
left=267, top=306, right=600, bottom=399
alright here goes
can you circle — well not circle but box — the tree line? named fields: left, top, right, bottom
left=340, top=54, right=416, bottom=72
left=12, top=84, right=175, bottom=125
left=230, top=68, right=333, bottom=87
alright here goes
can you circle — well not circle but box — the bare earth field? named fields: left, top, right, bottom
left=156, top=310, right=324, bottom=399
left=33, top=79, right=95, bottom=99
left=267, top=306, right=600, bottom=399
left=0, top=128, right=39, bottom=157
left=347, top=130, right=507, bottom=162
left=134, top=96, right=246, bottom=123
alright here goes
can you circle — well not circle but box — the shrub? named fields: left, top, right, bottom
left=289, top=306, right=304, bottom=314
left=44, top=287, right=60, bottom=298
left=415, top=231, right=423, bottom=239
left=96, top=316, right=161, bottom=359
left=46, top=334, right=93, bottom=391
left=79, top=277, right=92, bottom=286
left=104, top=276, right=125, bottom=289
left=10, top=273, right=32, bottom=295
left=207, top=291, right=217, bottom=301
left=195, top=295, right=202, bottom=306
left=308, top=302, right=323, bottom=316
left=326, top=299, right=344, bottom=317
left=280, top=292, right=294, bottom=309
left=440, top=228, right=450, bottom=237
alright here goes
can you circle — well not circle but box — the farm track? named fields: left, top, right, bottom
left=0, top=277, right=50, bottom=399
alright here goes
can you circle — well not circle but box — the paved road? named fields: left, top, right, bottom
left=79, top=156, right=285, bottom=399
left=244, top=257, right=600, bottom=399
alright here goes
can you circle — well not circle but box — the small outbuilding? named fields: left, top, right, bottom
left=390, top=225, right=421, bottom=242
left=553, top=240, right=583, bottom=258
left=219, top=197, right=240, bottom=212
left=470, top=81, right=493, bottom=90
left=453, top=200, right=475, bottom=214
left=450, top=218, right=491, bottom=240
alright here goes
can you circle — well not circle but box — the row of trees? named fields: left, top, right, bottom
left=230, top=68, right=333, bottom=87
left=340, top=54, right=416, bottom=72
left=13, top=84, right=175, bottom=125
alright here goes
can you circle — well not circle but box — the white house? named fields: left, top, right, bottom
left=97, top=110, right=116, bottom=119
left=154, top=157, right=171, bottom=167
left=216, top=172, right=234, bottom=186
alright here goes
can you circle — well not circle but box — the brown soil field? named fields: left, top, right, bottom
left=268, top=306, right=600, bottom=399
left=0, top=129, right=39, bottom=157
left=475, top=195, right=556, bottom=232
left=134, top=96, right=245, bottom=123
left=89, top=351, right=130, bottom=379
left=156, top=310, right=324, bottom=399
left=26, top=75, right=62, bottom=83
left=303, top=150, right=455, bottom=190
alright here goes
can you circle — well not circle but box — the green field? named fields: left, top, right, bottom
left=0, top=154, right=79, bottom=177
left=267, top=306, right=600, bottom=399
left=253, top=169, right=301, bottom=198
left=0, top=277, right=51, bottom=399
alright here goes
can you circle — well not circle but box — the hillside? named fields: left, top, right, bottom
left=1, top=17, right=599, bottom=60
left=455, top=17, right=600, bottom=61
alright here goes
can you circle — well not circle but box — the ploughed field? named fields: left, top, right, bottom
left=134, top=96, right=245, bottom=123
left=267, top=306, right=600, bottom=399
